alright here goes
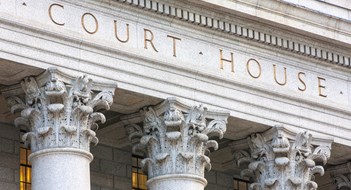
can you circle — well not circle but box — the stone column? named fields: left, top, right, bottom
left=126, top=98, right=229, bottom=190
left=7, top=68, right=115, bottom=190
left=233, top=125, right=333, bottom=190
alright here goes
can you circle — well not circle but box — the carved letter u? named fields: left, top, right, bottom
left=273, top=64, right=287, bottom=86
left=114, top=20, right=129, bottom=43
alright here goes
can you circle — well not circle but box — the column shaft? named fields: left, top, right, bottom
left=147, top=174, right=207, bottom=190
left=30, top=148, right=92, bottom=190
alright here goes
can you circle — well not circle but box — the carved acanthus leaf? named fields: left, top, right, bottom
left=330, top=162, right=351, bottom=189
left=202, top=119, right=226, bottom=139
left=9, top=69, right=115, bottom=152
left=236, top=126, right=332, bottom=190
left=130, top=98, right=229, bottom=179
left=126, top=124, right=144, bottom=141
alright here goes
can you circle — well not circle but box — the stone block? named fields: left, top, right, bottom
left=91, top=145, right=113, bottom=161
left=216, top=172, right=233, bottom=188
left=100, top=160, right=127, bottom=177
left=90, top=158, right=100, bottom=172
left=101, top=187, right=114, bottom=190
left=113, top=177, right=132, bottom=190
left=205, top=184, right=217, bottom=190
left=14, top=169, right=19, bottom=183
left=0, top=181, right=18, bottom=190
left=91, top=172, right=114, bottom=188
left=14, top=141, right=20, bottom=155
left=126, top=164, right=132, bottom=178
left=0, top=125, right=19, bottom=140
left=91, top=185, right=100, bottom=190
left=0, top=167, right=14, bottom=182
left=113, top=148, right=131, bottom=164
left=0, top=152, right=19, bottom=169
left=205, top=170, right=217, bottom=184
left=1, top=138, right=14, bottom=154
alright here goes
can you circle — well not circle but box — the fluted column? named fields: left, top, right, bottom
left=126, top=98, right=229, bottom=190
left=7, top=68, right=115, bottom=190
left=234, top=126, right=333, bottom=190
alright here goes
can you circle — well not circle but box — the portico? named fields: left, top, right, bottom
left=0, top=0, right=350, bottom=190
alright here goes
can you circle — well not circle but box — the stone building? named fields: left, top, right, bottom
left=0, top=0, right=350, bottom=190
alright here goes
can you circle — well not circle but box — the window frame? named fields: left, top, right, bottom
left=132, top=155, right=148, bottom=190
left=233, top=177, right=250, bottom=190
left=20, top=142, right=31, bottom=190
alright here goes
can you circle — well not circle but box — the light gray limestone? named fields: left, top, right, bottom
left=127, top=97, right=229, bottom=190
left=7, top=68, right=116, bottom=190
left=0, top=124, right=19, bottom=190
left=234, top=126, right=333, bottom=190
left=30, top=148, right=93, bottom=190
left=328, top=162, right=351, bottom=190
left=0, top=0, right=350, bottom=149
left=147, top=174, right=207, bottom=190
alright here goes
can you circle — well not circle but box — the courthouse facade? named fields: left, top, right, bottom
left=0, top=0, right=350, bottom=190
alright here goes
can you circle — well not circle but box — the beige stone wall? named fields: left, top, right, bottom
left=0, top=123, right=20, bottom=190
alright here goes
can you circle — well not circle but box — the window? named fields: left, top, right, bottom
left=132, top=156, right=147, bottom=190
left=20, top=143, right=31, bottom=190
left=233, top=178, right=250, bottom=190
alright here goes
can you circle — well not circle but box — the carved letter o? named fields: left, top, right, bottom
left=246, top=59, right=262, bottom=79
left=81, top=13, right=98, bottom=34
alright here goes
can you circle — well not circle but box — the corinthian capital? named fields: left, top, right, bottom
left=234, top=125, right=333, bottom=190
left=329, top=162, right=351, bottom=189
left=128, top=97, right=229, bottom=179
left=7, top=68, right=116, bottom=153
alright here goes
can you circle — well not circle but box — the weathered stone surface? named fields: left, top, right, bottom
left=100, top=160, right=127, bottom=177
left=0, top=138, right=14, bottom=154
left=91, top=172, right=114, bottom=188
left=129, top=98, right=229, bottom=179
left=328, top=162, right=351, bottom=189
left=127, top=97, right=229, bottom=189
left=205, top=170, right=217, bottom=184
left=204, top=170, right=234, bottom=190
left=92, top=145, right=113, bottom=161
left=8, top=68, right=115, bottom=153
left=7, top=68, right=116, bottom=190
left=216, top=172, right=233, bottom=188
left=234, top=126, right=333, bottom=190
left=0, top=152, right=19, bottom=169
left=0, top=125, right=19, bottom=190
left=91, top=185, right=101, bottom=190
left=0, top=124, right=19, bottom=141
left=113, top=177, right=132, bottom=190
left=113, top=148, right=131, bottom=164
left=0, top=181, right=19, bottom=190
left=0, top=167, right=14, bottom=182
left=90, top=158, right=101, bottom=172
left=126, top=164, right=132, bottom=178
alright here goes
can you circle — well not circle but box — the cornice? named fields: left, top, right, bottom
left=114, top=0, right=351, bottom=69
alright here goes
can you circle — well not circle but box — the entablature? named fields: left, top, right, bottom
left=0, top=0, right=350, bottom=148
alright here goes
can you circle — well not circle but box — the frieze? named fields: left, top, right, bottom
left=0, top=0, right=349, bottom=105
